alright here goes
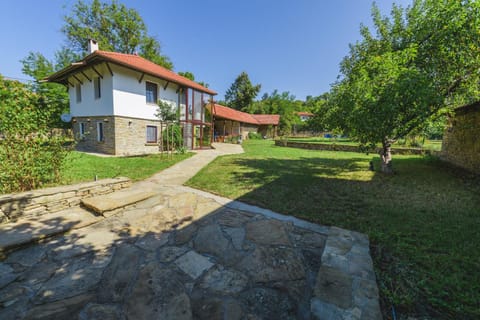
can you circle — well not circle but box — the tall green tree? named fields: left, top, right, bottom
left=178, top=71, right=195, bottom=81
left=224, top=72, right=261, bottom=111
left=20, top=50, right=77, bottom=128
left=246, top=90, right=302, bottom=135
left=327, top=1, right=480, bottom=173
left=62, top=0, right=172, bottom=69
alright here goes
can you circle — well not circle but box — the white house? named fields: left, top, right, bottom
left=47, top=40, right=216, bottom=155
left=297, top=111, right=314, bottom=122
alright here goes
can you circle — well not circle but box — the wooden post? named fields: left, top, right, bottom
left=171, top=122, right=174, bottom=159
left=160, top=122, right=164, bottom=159
left=166, top=124, right=170, bottom=158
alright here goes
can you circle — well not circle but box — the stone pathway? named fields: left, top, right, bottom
left=0, top=143, right=382, bottom=319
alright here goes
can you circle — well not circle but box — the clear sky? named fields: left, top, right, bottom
left=0, top=0, right=413, bottom=100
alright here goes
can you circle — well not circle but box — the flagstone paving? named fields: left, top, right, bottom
left=0, top=143, right=382, bottom=319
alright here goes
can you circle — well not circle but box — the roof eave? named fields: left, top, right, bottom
left=45, top=51, right=217, bottom=95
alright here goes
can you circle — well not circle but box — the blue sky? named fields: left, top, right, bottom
left=0, top=0, right=412, bottom=100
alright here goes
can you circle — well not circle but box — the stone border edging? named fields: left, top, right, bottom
left=276, top=139, right=441, bottom=156
left=0, top=177, right=131, bottom=224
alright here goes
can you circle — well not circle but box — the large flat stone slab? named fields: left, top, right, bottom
left=81, top=189, right=156, bottom=215
left=0, top=207, right=102, bottom=253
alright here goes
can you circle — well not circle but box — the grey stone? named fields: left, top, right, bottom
left=296, top=231, right=327, bottom=249
left=79, top=303, right=123, bottom=320
left=81, top=189, right=156, bottom=215
left=199, top=267, right=248, bottom=294
left=134, top=194, right=167, bottom=209
left=174, top=223, right=198, bottom=245
left=236, top=246, right=306, bottom=283
left=301, top=248, right=324, bottom=273
left=321, top=249, right=350, bottom=274
left=241, top=287, right=297, bottom=319
left=217, top=210, right=254, bottom=227
left=0, top=300, right=27, bottom=320
left=0, top=283, right=30, bottom=308
left=134, top=232, right=170, bottom=251
left=50, top=229, right=117, bottom=261
left=190, top=292, right=223, bottom=320
left=224, top=299, right=244, bottom=320
left=0, top=208, right=8, bottom=223
left=194, top=224, right=230, bottom=256
left=270, top=279, right=308, bottom=304
left=168, top=192, right=198, bottom=208
left=224, top=227, right=245, bottom=250
left=174, top=251, right=214, bottom=280
left=16, top=261, right=59, bottom=291
left=348, top=253, right=376, bottom=281
left=313, top=266, right=353, bottom=309
left=25, top=293, right=94, bottom=320
left=157, top=246, right=189, bottom=263
left=5, top=242, right=48, bottom=267
left=126, top=263, right=191, bottom=320
left=0, top=263, right=17, bottom=289
left=98, top=244, right=142, bottom=303
left=310, top=298, right=356, bottom=320
left=193, top=223, right=240, bottom=265
left=353, top=278, right=382, bottom=319
left=245, top=219, right=291, bottom=246
left=34, top=254, right=106, bottom=303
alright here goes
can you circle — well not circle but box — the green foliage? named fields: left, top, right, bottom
left=247, top=90, right=303, bottom=135
left=21, top=51, right=74, bottom=129
left=156, top=100, right=178, bottom=121
left=178, top=71, right=209, bottom=88
left=175, top=145, right=188, bottom=154
left=178, top=71, right=195, bottom=81
left=247, top=132, right=262, bottom=140
left=0, top=76, right=71, bottom=193
left=161, top=124, right=183, bottom=151
left=224, top=72, right=261, bottom=111
left=325, top=1, right=480, bottom=171
left=62, top=0, right=172, bottom=69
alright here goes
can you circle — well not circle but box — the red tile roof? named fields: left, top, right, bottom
left=211, top=104, right=258, bottom=124
left=297, top=111, right=314, bottom=117
left=252, top=114, right=280, bottom=125
left=210, top=104, right=279, bottom=125
left=47, top=50, right=216, bottom=95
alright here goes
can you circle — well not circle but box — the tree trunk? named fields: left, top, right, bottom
left=380, top=140, right=394, bottom=174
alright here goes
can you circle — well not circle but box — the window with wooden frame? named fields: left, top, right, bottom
left=76, top=84, right=82, bottom=103
left=79, top=122, right=86, bottom=138
left=146, top=81, right=158, bottom=104
left=97, top=122, right=104, bottom=142
left=94, top=77, right=101, bottom=99
left=146, top=125, right=157, bottom=143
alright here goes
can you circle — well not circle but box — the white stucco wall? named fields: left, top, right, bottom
left=68, top=64, right=114, bottom=117
left=111, top=65, right=181, bottom=120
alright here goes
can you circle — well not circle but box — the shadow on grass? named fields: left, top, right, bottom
left=220, top=155, right=480, bottom=319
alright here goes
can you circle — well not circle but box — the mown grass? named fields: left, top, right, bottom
left=59, top=151, right=193, bottom=184
left=187, top=139, right=480, bottom=319
left=288, top=136, right=443, bottom=151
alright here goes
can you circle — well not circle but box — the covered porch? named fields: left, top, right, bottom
left=208, top=104, right=279, bottom=142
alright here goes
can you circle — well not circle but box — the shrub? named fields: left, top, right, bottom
left=0, top=76, right=71, bottom=193
left=161, top=123, right=183, bottom=151
left=248, top=132, right=262, bottom=140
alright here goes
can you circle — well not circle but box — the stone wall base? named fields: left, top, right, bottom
left=0, top=177, right=131, bottom=224
left=275, top=140, right=439, bottom=156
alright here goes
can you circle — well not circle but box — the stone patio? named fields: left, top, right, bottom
left=0, top=143, right=382, bottom=319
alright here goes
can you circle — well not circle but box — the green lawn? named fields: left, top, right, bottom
left=187, top=139, right=480, bottom=319
left=287, top=137, right=443, bottom=151
left=59, top=151, right=193, bottom=184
